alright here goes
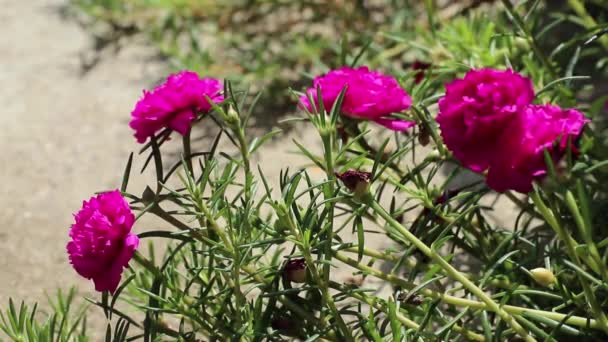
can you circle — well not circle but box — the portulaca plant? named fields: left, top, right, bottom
left=3, top=1, right=608, bottom=341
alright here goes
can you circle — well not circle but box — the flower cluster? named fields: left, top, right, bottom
left=300, top=66, right=415, bottom=131
left=67, top=67, right=589, bottom=293
left=437, top=68, right=588, bottom=193
left=66, top=190, right=139, bottom=293
left=69, top=70, right=227, bottom=292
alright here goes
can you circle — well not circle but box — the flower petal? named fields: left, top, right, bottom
left=373, top=117, right=416, bottom=131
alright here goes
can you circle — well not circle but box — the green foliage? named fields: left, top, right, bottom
left=6, top=0, right=608, bottom=340
left=0, top=288, right=88, bottom=342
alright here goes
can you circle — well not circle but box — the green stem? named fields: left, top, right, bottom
left=504, top=191, right=543, bottom=220
left=500, top=0, right=558, bottom=79
left=342, top=246, right=514, bottom=289
left=182, top=130, right=193, bottom=177
left=330, top=281, right=486, bottom=341
left=531, top=192, right=608, bottom=334
left=317, top=127, right=353, bottom=341
left=565, top=190, right=605, bottom=279
left=235, top=125, right=253, bottom=203
left=365, top=195, right=535, bottom=341
left=196, top=200, right=324, bottom=331
left=196, top=200, right=234, bottom=253
left=279, top=201, right=352, bottom=340
left=567, top=0, right=608, bottom=51
left=333, top=252, right=600, bottom=330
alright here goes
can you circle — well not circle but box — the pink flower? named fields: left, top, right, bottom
left=437, top=69, right=534, bottom=172
left=67, top=190, right=139, bottom=293
left=300, top=66, right=414, bottom=131
left=129, top=71, right=224, bottom=143
left=486, top=105, right=588, bottom=193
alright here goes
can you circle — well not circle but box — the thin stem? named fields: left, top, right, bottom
left=182, top=130, right=193, bottom=177
left=279, top=201, right=352, bottom=340
left=196, top=199, right=234, bottom=254
left=364, top=194, right=536, bottom=341
left=196, top=199, right=326, bottom=332
left=500, top=0, right=558, bottom=79
left=317, top=124, right=353, bottom=340
left=329, top=281, right=486, bottom=341
left=531, top=192, right=608, bottom=334
left=504, top=191, right=543, bottom=220
left=235, top=124, right=253, bottom=203
left=341, top=246, right=514, bottom=289
left=333, top=252, right=600, bottom=330
left=565, top=190, right=605, bottom=280
left=567, top=0, right=608, bottom=51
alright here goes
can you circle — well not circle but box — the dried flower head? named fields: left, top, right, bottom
left=284, top=258, right=307, bottom=283
left=335, top=170, right=372, bottom=198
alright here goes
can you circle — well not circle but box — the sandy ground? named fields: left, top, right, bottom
left=0, top=0, right=519, bottom=337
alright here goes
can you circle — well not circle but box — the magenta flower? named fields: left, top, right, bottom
left=486, top=105, right=588, bottom=193
left=300, top=66, right=414, bottom=131
left=67, top=190, right=139, bottom=293
left=130, top=71, right=224, bottom=143
left=436, top=68, right=534, bottom=172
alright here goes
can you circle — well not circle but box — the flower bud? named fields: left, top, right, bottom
left=284, top=258, right=307, bottom=283
left=224, top=106, right=240, bottom=127
left=530, top=267, right=556, bottom=287
left=335, top=170, right=371, bottom=199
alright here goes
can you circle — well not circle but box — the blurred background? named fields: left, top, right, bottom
left=1, top=0, right=607, bottom=329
